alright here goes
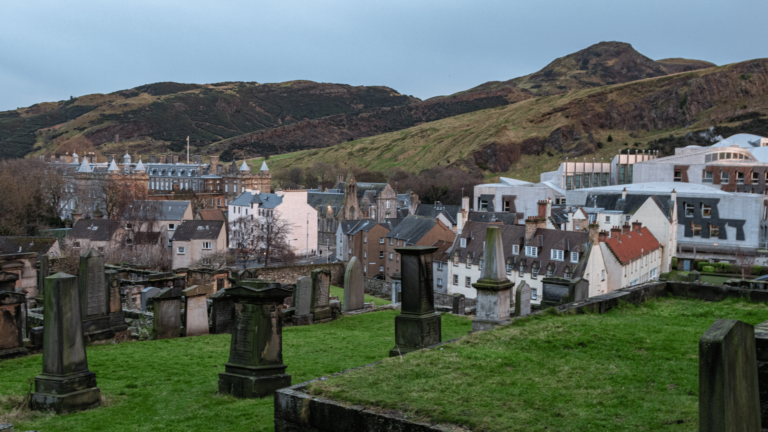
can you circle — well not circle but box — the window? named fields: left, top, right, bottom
left=546, top=266, right=554, bottom=277
left=453, top=275, right=458, bottom=285
left=465, top=277, right=471, bottom=287
left=168, top=223, right=176, bottom=230
left=519, top=262, right=525, bottom=277
left=702, top=171, right=713, bottom=183
left=506, top=263, right=512, bottom=274
left=466, top=258, right=472, bottom=268
left=709, top=224, right=719, bottom=237
left=551, top=249, right=564, bottom=261
left=685, top=203, right=694, bottom=218
left=386, top=201, right=390, bottom=209
left=753, top=172, right=760, bottom=183
left=125, top=238, right=134, bottom=246
left=531, top=289, right=538, bottom=300
left=720, top=172, right=730, bottom=184
left=364, top=235, right=367, bottom=243
left=126, top=223, right=133, bottom=230
left=364, top=251, right=367, bottom=259
left=737, top=172, right=745, bottom=185
left=389, top=238, right=393, bottom=245
left=167, top=239, right=172, bottom=247
left=525, top=246, right=538, bottom=257
left=379, top=237, right=385, bottom=244
left=379, top=266, right=384, bottom=273
left=202, top=242, right=212, bottom=250
left=512, top=244, right=519, bottom=255
left=702, top=204, right=711, bottom=218
left=674, top=170, right=682, bottom=182
left=692, top=223, right=702, bottom=236
left=605, top=215, right=611, bottom=223
left=479, top=200, right=488, bottom=211
left=437, top=261, right=443, bottom=270
left=389, top=252, right=393, bottom=260
left=177, top=247, right=185, bottom=254
left=379, top=251, right=384, bottom=258
left=453, top=254, right=459, bottom=266
left=73, top=241, right=81, bottom=248
left=532, top=266, right=539, bottom=279
left=564, top=267, right=571, bottom=279
left=571, top=252, right=579, bottom=263
left=460, top=238, right=467, bottom=248
left=437, top=278, right=443, bottom=287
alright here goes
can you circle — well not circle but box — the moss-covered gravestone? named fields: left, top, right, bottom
left=343, top=257, right=365, bottom=312
left=151, top=288, right=181, bottom=340
left=210, top=289, right=235, bottom=334
left=699, top=319, right=760, bottom=431
left=471, top=226, right=513, bottom=332
left=389, top=246, right=441, bottom=357
left=452, top=294, right=465, bottom=315
left=0, top=288, right=27, bottom=359
left=310, top=269, right=332, bottom=323
left=35, top=254, right=49, bottom=305
left=218, top=280, right=292, bottom=398
left=514, top=281, right=532, bottom=317
left=140, top=287, right=160, bottom=311
left=32, top=273, right=101, bottom=413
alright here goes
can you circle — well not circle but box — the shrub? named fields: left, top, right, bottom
left=697, top=262, right=707, bottom=271
left=702, top=266, right=714, bottom=273
left=607, top=135, right=613, bottom=142
left=752, top=265, right=763, bottom=276
left=596, top=142, right=603, bottom=149
left=671, top=257, right=678, bottom=269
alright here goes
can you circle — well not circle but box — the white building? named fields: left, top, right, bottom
left=599, top=223, right=663, bottom=288
left=473, top=177, right=564, bottom=221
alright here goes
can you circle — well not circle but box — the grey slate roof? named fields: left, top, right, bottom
left=230, top=191, right=262, bottom=206
left=171, top=220, right=225, bottom=241
left=0, top=236, right=58, bottom=257
left=67, top=220, right=122, bottom=242
left=258, top=193, right=283, bottom=209
left=385, top=216, right=438, bottom=245
left=308, top=192, right=345, bottom=217
left=123, top=200, right=191, bottom=221
left=581, top=194, right=673, bottom=221
left=397, top=193, right=412, bottom=209
left=467, top=211, right=518, bottom=225
left=415, top=203, right=460, bottom=225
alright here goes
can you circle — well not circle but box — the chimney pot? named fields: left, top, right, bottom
left=622, top=222, right=630, bottom=235
left=632, top=221, right=642, bottom=232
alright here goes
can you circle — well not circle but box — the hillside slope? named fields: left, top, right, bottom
left=458, top=42, right=715, bottom=97
left=260, top=58, right=768, bottom=182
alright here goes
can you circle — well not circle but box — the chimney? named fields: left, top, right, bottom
left=537, top=200, right=547, bottom=218
left=622, top=187, right=627, bottom=200
left=622, top=222, right=630, bottom=235
left=72, top=209, right=83, bottom=224
left=159, top=155, right=167, bottom=164
left=632, top=220, right=642, bottom=232
left=525, top=218, right=538, bottom=241
left=210, top=155, right=219, bottom=173
left=588, top=223, right=599, bottom=245
left=462, top=196, right=470, bottom=212
left=150, top=154, right=157, bottom=163
left=671, top=188, right=677, bottom=206
left=173, top=155, right=179, bottom=164
left=610, top=226, right=622, bottom=238
left=598, top=230, right=608, bottom=242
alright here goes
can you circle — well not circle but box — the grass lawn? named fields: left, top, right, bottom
left=0, top=310, right=471, bottom=431
left=330, top=285, right=391, bottom=307
left=664, top=271, right=736, bottom=286
left=309, top=297, right=768, bottom=431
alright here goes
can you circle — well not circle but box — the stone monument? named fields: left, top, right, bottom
left=471, top=226, right=513, bottom=332
left=0, top=288, right=27, bottom=359
left=343, top=257, right=365, bottom=312
left=32, top=273, right=101, bottom=413
left=452, top=294, right=465, bottom=316
left=183, top=285, right=210, bottom=337
left=389, top=246, right=441, bottom=357
left=78, top=249, right=126, bottom=340
left=106, top=270, right=127, bottom=332
left=391, top=273, right=402, bottom=304
left=210, top=289, right=235, bottom=334
left=35, top=254, right=50, bottom=305
left=140, top=287, right=161, bottom=311
left=152, top=288, right=181, bottom=340
left=699, top=319, right=760, bottom=432
left=310, top=269, right=332, bottom=323
left=514, top=281, right=532, bottom=317
left=218, top=280, right=292, bottom=398
left=293, top=276, right=313, bottom=325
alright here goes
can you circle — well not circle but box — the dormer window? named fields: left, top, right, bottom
left=546, top=264, right=554, bottom=277
left=512, top=244, right=519, bottom=255
left=460, top=238, right=467, bottom=248
left=453, top=254, right=459, bottom=266
left=531, top=264, right=540, bottom=279
left=525, top=246, right=538, bottom=257
left=519, top=262, right=525, bottom=277
left=466, top=257, right=471, bottom=268
left=564, top=267, right=572, bottom=279
left=551, top=249, right=564, bottom=261
left=570, top=252, right=579, bottom=263
left=685, top=203, right=694, bottom=218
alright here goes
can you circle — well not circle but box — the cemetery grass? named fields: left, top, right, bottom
left=329, top=285, right=391, bottom=306
left=0, top=310, right=471, bottom=431
left=308, top=297, right=768, bottom=432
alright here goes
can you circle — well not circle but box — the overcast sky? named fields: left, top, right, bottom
left=1, top=0, right=766, bottom=111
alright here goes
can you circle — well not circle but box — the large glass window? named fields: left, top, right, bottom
left=674, top=171, right=683, bottom=182
left=721, top=172, right=730, bottom=184
left=685, top=203, right=694, bottom=217
left=702, top=204, right=711, bottom=218
left=702, top=171, right=713, bottom=183
left=737, top=172, right=745, bottom=185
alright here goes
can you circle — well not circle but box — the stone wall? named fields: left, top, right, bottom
left=364, top=277, right=477, bottom=310
left=248, top=263, right=346, bottom=286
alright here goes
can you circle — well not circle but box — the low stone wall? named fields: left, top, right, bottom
left=274, top=279, right=768, bottom=431
left=248, top=263, right=346, bottom=286
left=364, top=277, right=477, bottom=310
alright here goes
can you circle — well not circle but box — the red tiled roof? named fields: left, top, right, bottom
left=604, top=227, right=661, bottom=265
left=199, top=209, right=226, bottom=221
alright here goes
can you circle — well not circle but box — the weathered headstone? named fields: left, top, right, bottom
left=183, top=285, right=210, bottom=337
left=218, top=280, right=292, bottom=398
left=32, top=273, right=101, bottom=413
left=310, top=269, right=332, bottom=322
left=514, top=281, right=532, bottom=317
left=699, top=319, right=760, bottom=432
left=78, top=249, right=125, bottom=340
left=35, top=254, right=50, bottom=304
left=452, top=294, right=465, bottom=316
left=756, top=320, right=768, bottom=428
left=390, top=246, right=441, bottom=357
left=210, top=289, right=235, bottom=334
left=152, top=288, right=181, bottom=340
left=106, top=270, right=127, bottom=332
left=0, top=272, right=17, bottom=292
left=140, top=287, right=161, bottom=311
left=541, top=277, right=585, bottom=307
left=391, top=273, right=402, bottom=304
left=0, top=289, right=27, bottom=359
left=343, top=257, right=365, bottom=312
left=471, top=226, right=513, bottom=332
left=293, top=277, right=312, bottom=325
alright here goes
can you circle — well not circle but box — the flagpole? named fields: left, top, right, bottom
left=186, top=136, right=189, bottom=164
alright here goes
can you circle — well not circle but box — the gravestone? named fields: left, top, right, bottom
left=293, top=277, right=312, bottom=325
left=514, top=281, right=532, bottom=317
left=391, top=273, right=402, bottom=304
left=32, top=273, right=101, bottom=413
left=452, top=294, right=465, bottom=316
left=343, top=257, right=364, bottom=312
left=78, top=249, right=125, bottom=340
left=211, top=289, right=235, bottom=334
left=218, top=280, right=292, bottom=398
left=389, top=246, right=441, bottom=357
left=471, top=226, right=513, bottom=332
left=0, top=272, right=17, bottom=292
left=0, top=289, right=27, bottom=359
left=152, top=288, right=181, bottom=340
left=105, top=270, right=127, bottom=332
left=35, top=254, right=50, bottom=304
left=541, top=277, right=587, bottom=307
left=310, top=269, right=332, bottom=323
left=140, top=287, right=161, bottom=311
left=756, top=320, right=768, bottom=428
left=699, top=319, right=760, bottom=432
left=183, top=285, right=210, bottom=337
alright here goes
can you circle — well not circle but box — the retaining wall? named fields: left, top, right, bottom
left=248, top=263, right=346, bottom=286
left=364, top=277, right=477, bottom=310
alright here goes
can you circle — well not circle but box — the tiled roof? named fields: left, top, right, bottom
left=199, top=209, right=226, bottom=221
left=67, top=220, right=121, bottom=242
left=431, top=240, right=454, bottom=262
left=415, top=203, right=460, bottom=225
left=258, top=193, right=283, bottom=209
left=385, top=216, right=438, bottom=245
left=123, top=200, right=191, bottom=221
left=308, top=192, right=345, bottom=217
left=467, top=211, right=518, bottom=225
left=0, top=236, right=58, bottom=257
left=581, top=194, right=674, bottom=221
left=171, top=221, right=225, bottom=241
left=604, top=227, right=661, bottom=265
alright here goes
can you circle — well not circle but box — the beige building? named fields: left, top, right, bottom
left=171, top=220, right=227, bottom=270
left=600, top=223, right=663, bottom=289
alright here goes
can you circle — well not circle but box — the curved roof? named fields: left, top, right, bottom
left=711, top=133, right=766, bottom=149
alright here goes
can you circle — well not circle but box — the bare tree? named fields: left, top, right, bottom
left=256, top=209, right=292, bottom=267
left=734, top=247, right=755, bottom=279
left=100, top=175, right=149, bottom=219
left=191, top=250, right=234, bottom=270
left=0, top=159, right=67, bottom=235
left=230, top=216, right=256, bottom=268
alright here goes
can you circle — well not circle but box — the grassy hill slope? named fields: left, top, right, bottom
left=257, top=58, right=768, bottom=182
